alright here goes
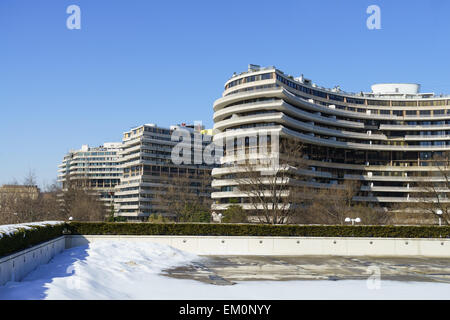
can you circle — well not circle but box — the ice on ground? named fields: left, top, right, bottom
left=0, top=221, right=64, bottom=238
left=0, top=240, right=449, bottom=300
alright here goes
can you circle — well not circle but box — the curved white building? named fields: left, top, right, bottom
left=212, top=65, right=450, bottom=210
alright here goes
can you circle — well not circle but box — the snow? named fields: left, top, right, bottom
left=0, top=240, right=449, bottom=300
left=0, top=221, right=64, bottom=239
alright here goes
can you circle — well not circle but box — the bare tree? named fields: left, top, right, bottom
left=0, top=182, right=65, bottom=224
left=232, top=138, right=310, bottom=224
left=351, top=204, right=391, bottom=225
left=40, top=181, right=65, bottom=221
left=288, top=178, right=391, bottom=225
left=23, top=169, right=37, bottom=186
left=410, top=152, right=450, bottom=225
left=59, top=175, right=108, bottom=221
left=154, top=169, right=212, bottom=222
left=303, top=180, right=361, bottom=225
left=0, top=172, right=110, bottom=225
left=0, top=191, right=20, bottom=224
left=7, top=178, right=19, bottom=185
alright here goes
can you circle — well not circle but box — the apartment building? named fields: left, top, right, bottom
left=212, top=64, right=450, bottom=210
left=58, top=142, right=122, bottom=208
left=114, top=123, right=216, bottom=220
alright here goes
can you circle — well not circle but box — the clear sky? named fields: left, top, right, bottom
left=1, top=0, right=450, bottom=187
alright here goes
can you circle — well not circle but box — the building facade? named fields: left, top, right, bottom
left=114, top=123, right=216, bottom=220
left=58, top=142, right=122, bottom=209
left=211, top=65, right=450, bottom=210
left=0, top=185, right=40, bottom=201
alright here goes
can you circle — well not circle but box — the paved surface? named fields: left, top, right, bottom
left=162, top=256, right=450, bottom=285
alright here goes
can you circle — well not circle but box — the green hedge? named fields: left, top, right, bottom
left=67, top=222, right=450, bottom=238
left=0, top=223, right=66, bottom=257
left=2, top=222, right=448, bottom=258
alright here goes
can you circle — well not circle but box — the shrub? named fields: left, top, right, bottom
left=0, top=223, right=66, bottom=257
left=189, top=211, right=211, bottom=223
left=148, top=214, right=166, bottom=223
left=176, top=209, right=211, bottom=223
left=66, top=222, right=450, bottom=238
left=222, top=205, right=248, bottom=223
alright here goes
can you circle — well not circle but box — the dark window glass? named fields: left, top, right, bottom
left=329, top=94, right=344, bottom=102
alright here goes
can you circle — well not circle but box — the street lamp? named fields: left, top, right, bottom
left=436, top=209, right=443, bottom=227
left=345, top=217, right=361, bottom=226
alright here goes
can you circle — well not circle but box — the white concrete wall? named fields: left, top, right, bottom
left=66, top=235, right=450, bottom=257
left=1, top=235, right=448, bottom=286
left=0, top=236, right=65, bottom=286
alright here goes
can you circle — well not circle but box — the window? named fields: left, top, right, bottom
left=392, top=101, right=417, bottom=107
left=227, top=78, right=243, bottom=89
left=346, top=98, right=365, bottom=104
left=368, top=100, right=390, bottom=106
left=312, top=90, right=327, bottom=98
left=245, top=75, right=256, bottom=83
left=329, top=94, right=344, bottom=102
left=419, top=100, right=446, bottom=106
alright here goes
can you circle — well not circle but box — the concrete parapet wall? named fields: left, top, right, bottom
left=1, top=235, right=448, bottom=286
left=66, top=235, right=450, bottom=257
left=0, top=236, right=65, bottom=286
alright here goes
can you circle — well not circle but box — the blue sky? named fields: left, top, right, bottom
left=1, top=0, right=450, bottom=187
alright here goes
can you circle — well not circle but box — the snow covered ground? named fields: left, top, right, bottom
left=0, top=221, right=64, bottom=238
left=0, top=240, right=449, bottom=300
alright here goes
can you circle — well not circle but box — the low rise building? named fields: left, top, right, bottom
left=0, top=184, right=40, bottom=200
